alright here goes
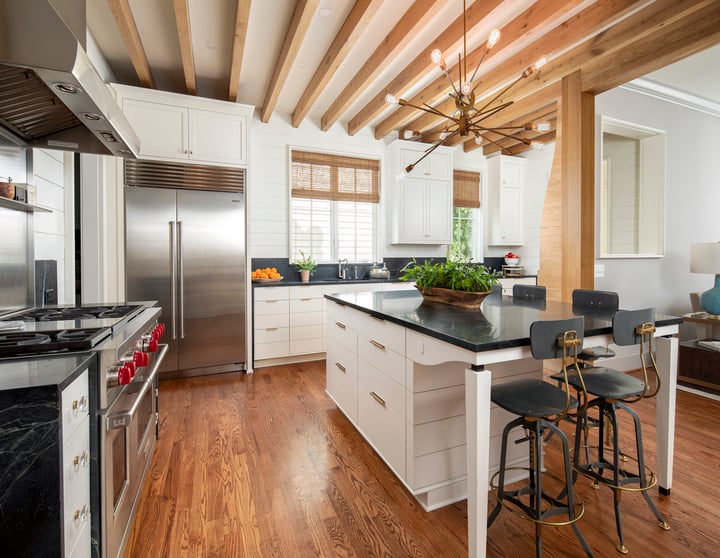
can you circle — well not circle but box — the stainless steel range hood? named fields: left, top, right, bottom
left=0, top=0, right=139, bottom=157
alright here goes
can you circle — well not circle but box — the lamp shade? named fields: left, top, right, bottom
left=690, top=242, right=720, bottom=274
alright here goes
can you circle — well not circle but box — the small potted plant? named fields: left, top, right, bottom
left=293, top=250, right=317, bottom=282
left=399, top=258, right=498, bottom=309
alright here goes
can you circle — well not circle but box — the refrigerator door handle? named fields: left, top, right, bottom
left=178, top=220, right=185, bottom=339
left=170, top=221, right=177, bottom=340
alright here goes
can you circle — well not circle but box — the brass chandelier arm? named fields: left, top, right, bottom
left=404, top=129, right=460, bottom=173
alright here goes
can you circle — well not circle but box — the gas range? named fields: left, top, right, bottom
left=0, top=327, right=111, bottom=358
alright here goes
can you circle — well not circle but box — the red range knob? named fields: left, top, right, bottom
left=157, top=323, right=165, bottom=337
left=133, top=351, right=149, bottom=366
left=125, top=361, right=137, bottom=378
left=148, top=338, right=159, bottom=352
left=118, top=364, right=132, bottom=385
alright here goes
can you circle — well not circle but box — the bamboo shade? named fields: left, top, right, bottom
left=453, top=170, right=481, bottom=208
left=292, top=150, right=379, bottom=203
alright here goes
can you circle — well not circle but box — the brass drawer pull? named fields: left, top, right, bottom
left=369, top=391, right=386, bottom=406
left=335, top=362, right=346, bottom=373
left=266, top=327, right=278, bottom=331
left=300, top=297, right=313, bottom=301
left=370, top=339, right=385, bottom=350
left=335, top=321, right=346, bottom=329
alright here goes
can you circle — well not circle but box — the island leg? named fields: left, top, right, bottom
left=654, top=335, right=678, bottom=494
left=466, top=364, right=491, bottom=558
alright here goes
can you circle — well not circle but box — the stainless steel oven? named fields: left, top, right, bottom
left=101, top=343, right=167, bottom=558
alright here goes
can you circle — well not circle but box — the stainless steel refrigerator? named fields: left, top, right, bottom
left=124, top=161, right=246, bottom=378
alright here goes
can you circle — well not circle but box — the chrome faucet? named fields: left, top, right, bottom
left=338, top=258, right=348, bottom=279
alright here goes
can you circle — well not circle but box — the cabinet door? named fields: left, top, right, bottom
left=396, top=178, right=428, bottom=242
left=189, top=109, right=247, bottom=165
left=498, top=185, right=522, bottom=244
left=400, top=149, right=451, bottom=180
left=426, top=180, right=452, bottom=243
left=123, top=99, right=187, bottom=160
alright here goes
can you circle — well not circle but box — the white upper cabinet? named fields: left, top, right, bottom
left=388, top=140, right=453, bottom=245
left=486, top=154, right=525, bottom=246
left=112, top=84, right=252, bottom=168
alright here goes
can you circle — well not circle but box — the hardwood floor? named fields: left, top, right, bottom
left=123, top=361, right=720, bottom=558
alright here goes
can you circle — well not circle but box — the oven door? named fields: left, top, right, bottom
left=101, top=344, right=167, bottom=558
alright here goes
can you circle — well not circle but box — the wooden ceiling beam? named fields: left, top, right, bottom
left=228, top=0, right=252, bottom=102
left=320, top=0, right=446, bottom=132
left=260, top=0, right=318, bottom=122
left=107, top=0, right=156, bottom=88
left=582, top=2, right=720, bottom=94
left=291, top=0, right=383, bottom=129
left=172, top=0, right=197, bottom=95
left=373, top=0, right=583, bottom=140
left=402, top=0, right=651, bottom=137
left=346, top=0, right=503, bottom=136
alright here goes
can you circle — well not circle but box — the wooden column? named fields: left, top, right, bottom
left=538, top=71, right=595, bottom=302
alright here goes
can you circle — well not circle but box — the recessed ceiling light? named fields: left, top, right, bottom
left=319, top=8, right=333, bottom=17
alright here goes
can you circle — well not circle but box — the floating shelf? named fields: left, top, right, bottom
left=0, top=196, right=51, bottom=213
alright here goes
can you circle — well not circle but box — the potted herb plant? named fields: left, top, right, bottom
left=399, top=259, right=498, bottom=308
left=293, top=250, right=317, bottom=282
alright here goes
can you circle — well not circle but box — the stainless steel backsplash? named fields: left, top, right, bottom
left=0, top=206, right=32, bottom=314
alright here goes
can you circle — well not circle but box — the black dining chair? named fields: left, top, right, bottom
left=564, top=307, right=668, bottom=554
left=513, top=284, right=546, bottom=301
left=488, top=316, right=594, bottom=558
left=572, top=289, right=620, bottom=365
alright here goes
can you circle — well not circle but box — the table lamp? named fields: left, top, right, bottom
left=690, top=242, right=720, bottom=316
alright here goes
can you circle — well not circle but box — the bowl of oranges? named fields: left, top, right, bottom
left=251, top=267, right=283, bottom=282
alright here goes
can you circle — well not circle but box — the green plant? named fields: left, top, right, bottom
left=399, top=259, right=498, bottom=293
left=293, top=250, right=317, bottom=273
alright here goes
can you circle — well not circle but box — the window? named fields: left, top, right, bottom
left=450, top=169, right=480, bottom=260
left=290, top=150, right=379, bottom=262
left=599, top=117, right=665, bottom=257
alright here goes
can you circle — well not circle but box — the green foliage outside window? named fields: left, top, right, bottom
left=450, top=207, right=473, bottom=260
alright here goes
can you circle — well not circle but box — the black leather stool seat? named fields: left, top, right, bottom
left=492, top=379, right=578, bottom=418
left=565, top=367, right=645, bottom=400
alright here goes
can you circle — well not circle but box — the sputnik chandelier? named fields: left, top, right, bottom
left=385, top=0, right=551, bottom=176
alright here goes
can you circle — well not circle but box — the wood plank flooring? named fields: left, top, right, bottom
left=123, top=361, right=720, bottom=558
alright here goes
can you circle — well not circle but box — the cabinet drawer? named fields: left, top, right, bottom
left=356, top=312, right=405, bottom=355
left=62, top=370, right=89, bottom=444
left=357, top=360, right=404, bottom=416
left=254, top=341, right=290, bottom=360
left=327, top=317, right=357, bottom=353
left=408, top=384, right=465, bottom=425
left=358, top=381, right=405, bottom=477
left=326, top=299, right=361, bottom=328
left=290, top=298, right=323, bottom=314
left=290, top=285, right=323, bottom=299
left=357, top=335, right=405, bottom=386
left=255, top=313, right=289, bottom=329
left=290, top=337, right=325, bottom=355
left=255, top=286, right=289, bottom=301
left=254, top=299, right=289, bottom=315
left=290, top=310, right=323, bottom=327
left=290, top=324, right=324, bottom=341
left=254, top=327, right=289, bottom=344
left=326, top=344, right=358, bottom=423
left=63, top=416, right=90, bottom=556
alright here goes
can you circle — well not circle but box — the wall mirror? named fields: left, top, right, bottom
left=598, top=116, right=666, bottom=258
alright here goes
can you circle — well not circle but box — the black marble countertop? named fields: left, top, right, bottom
left=0, top=353, right=95, bottom=392
left=253, top=278, right=402, bottom=287
left=324, top=290, right=683, bottom=353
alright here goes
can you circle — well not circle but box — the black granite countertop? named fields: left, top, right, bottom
left=324, top=290, right=683, bottom=353
left=0, top=353, right=95, bottom=392
left=253, top=278, right=403, bottom=287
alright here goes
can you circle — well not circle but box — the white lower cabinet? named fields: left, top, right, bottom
left=326, top=303, right=541, bottom=511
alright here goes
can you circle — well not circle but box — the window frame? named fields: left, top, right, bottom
left=451, top=168, right=482, bottom=261
left=288, top=147, right=381, bottom=264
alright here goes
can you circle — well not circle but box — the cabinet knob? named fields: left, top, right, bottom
left=74, top=505, right=89, bottom=522
left=73, top=450, right=89, bottom=469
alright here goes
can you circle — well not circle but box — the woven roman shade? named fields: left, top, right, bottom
left=453, top=169, right=481, bottom=208
left=291, top=150, right=379, bottom=203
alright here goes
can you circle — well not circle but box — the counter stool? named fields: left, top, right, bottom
left=513, top=284, right=546, bottom=301
left=566, top=308, right=669, bottom=554
left=572, top=289, right=620, bottom=366
left=488, top=316, right=593, bottom=558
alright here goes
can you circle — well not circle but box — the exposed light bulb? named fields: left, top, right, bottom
left=439, top=130, right=448, bottom=140
left=530, top=141, right=544, bottom=150
left=402, top=129, right=417, bottom=140
left=385, top=93, right=399, bottom=105
left=535, top=121, right=551, bottom=132
left=532, top=56, right=547, bottom=71
left=431, top=48, right=446, bottom=71
left=474, top=134, right=483, bottom=145
left=460, top=82, right=472, bottom=95
left=487, top=29, right=501, bottom=49
left=397, top=170, right=408, bottom=181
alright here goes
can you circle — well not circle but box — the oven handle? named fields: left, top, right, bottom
left=106, top=343, right=168, bottom=431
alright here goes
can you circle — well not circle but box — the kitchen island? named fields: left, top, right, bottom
left=324, top=290, right=681, bottom=558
